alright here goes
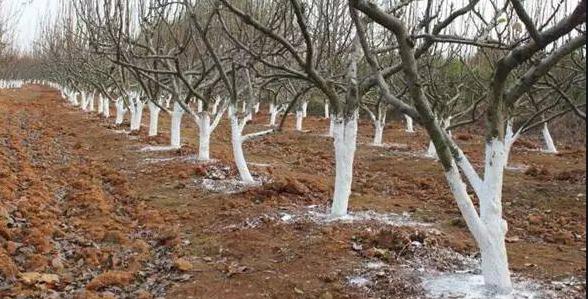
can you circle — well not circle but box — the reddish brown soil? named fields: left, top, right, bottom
left=0, top=86, right=585, bottom=298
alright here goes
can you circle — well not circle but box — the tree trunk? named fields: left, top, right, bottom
left=88, top=93, right=95, bottom=112
left=130, top=100, right=145, bottom=131
left=324, top=102, right=330, bottom=119
left=302, top=101, right=308, bottom=117
left=227, top=105, right=234, bottom=119
left=148, top=101, right=161, bottom=136
left=70, top=92, right=79, bottom=106
left=97, top=95, right=104, bottom=115
left=296, top=110, right=304, bottom=131
left=478, top=139, right=513, bottom=294
left=269, top=103, right=278, bottom=126
left=80, top=92, right=88, bottom=111
left=330, top=116, right=358, bottom=217
left=197, top=100, right=203, bottom=113
left=165, top=96, right=171, bottom=109
left=230, top=106, right=255, bottom=184
left=115, top=100, right=126, bottom=125
left=426, top=140, right=438, bottom=159
left=404, top=114, right=414, bottom=133
left=170, top=102, right=184, bottom=148
left=103, top=98, right=110, bottom=118
left=373, top=121, right=384, bottom=146
left=328, top=116, right=335, bottom=137
left=197, top=113, right=212, bottom=161
left=542, top=123, right=558, bottom=153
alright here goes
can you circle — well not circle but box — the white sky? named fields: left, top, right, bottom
left=3, top=0, right=59, bottom=52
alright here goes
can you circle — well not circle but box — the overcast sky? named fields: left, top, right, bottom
left=4, top=0, right=59, bottom=52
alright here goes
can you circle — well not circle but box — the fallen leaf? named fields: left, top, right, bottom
left=227, top=263, right=249, bottom=277
left=19, top=272, right=60, bottom=284
left=174, top=258, right=193, bottom=272
left=294, top=287, right=304, bottom=294
left=506, top=236, right=520, bottom=243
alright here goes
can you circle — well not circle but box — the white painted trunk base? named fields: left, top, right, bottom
left=302, top=101, right=308, bottom=117
left=269, top=103, right=278, bottom=126
left=103, top=98, right=110, bottom=118
left=148, top=102, right=161, bottom=136
left=444, top=139, right=514, bottom=295
left=479, top=139, right=512, bottom=294
left=227, top=105, right=234, bottom=120
left=165, top=96, right=171, bottom=109
left=295, top=111, right=304, bottom=131
left=170, top=102, right=184, bottom=148
left=230, top=106, right=255, bottom=184
left=115, top=100, right=126, bottom=125
left=197, top=113, right=211, bottom=161
left=542, top=123, right=557, bottom=154
left=70, top=93, right=79, bottom=106
left=88, top=93, right=95, bottom=112
left=373, top=121, right=384, bottom=146
left=130, top=100, right=145, bottom=131
left=328, top=116, right=335, bottom=137
left=197, top=100, right=203, bottom=113
left=97, top=96, right=104, bottom=115
left=80, top=92, right=88, bottom=111
left=426, top=140, right=438, bottom=159
left=330, top=115, right=358, bottom=217
left=324, top=103, right=330, bottom=119
left=405, top=114, right=415, bottom=133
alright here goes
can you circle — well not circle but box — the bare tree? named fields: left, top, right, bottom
left=350, top=0, right=586, bottom=294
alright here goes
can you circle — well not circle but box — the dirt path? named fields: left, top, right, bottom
left=0, top=86, right=585, bottom=298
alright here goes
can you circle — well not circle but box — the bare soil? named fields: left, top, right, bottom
left=0, top=86, right=585, bottom=298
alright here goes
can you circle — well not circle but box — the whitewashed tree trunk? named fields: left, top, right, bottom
left=445, top=117, right=453, bottom=138
left=328, top=116, right=335, bottom=137
left=212, top=97, right=220, bottom=114
left=103, top=98, right=110, bottom=118
left=371, top=106, right=387, bottom=146
left=302, top=101, right=308, bottom=117
left=324, top=102, right=330, bottom=119
left=241, top=101, right=247, bottom=113
left=542, top=123, right=558, bottom=153
left=97, top=95, right=104, bottom=115
left=115, top=99, right=126, bottom=125
left=254, top=102, right=260, bottom=114
left=504, top=120, right=515, bottom=166
left=230, top=105, right=255, bottom=184
left=227, top=104, right=234, bottom=120
left=404, top=114, right=415, bottom=133
left=130, top=99, right=145, bottom=131
left=373, top=121, right=384, bottom=146
left=170, top=102, right=184, bottom=148
left=269, top=103, right=278, bottom=126
left=197, top=100, right=203, bottom=113
left=447, top=138, right=514, bottom=294
left=295, top=110, right=304, bottom=131
left=330, top=115, right=358, bottom=217
left=70, top=92, right=80, bottom=106
left=426, top=140, right=438, bottom=159
left=88, top=93, right=95, bottom=112
left=148, top=101, right=161, bottom=136
left=165, top=95, right=171, bottom=109
left=80, top=92, right=88, bottom=111
left=197, top=113, right=212, bottom=161
left=478, top=139, right=512, bottom=294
